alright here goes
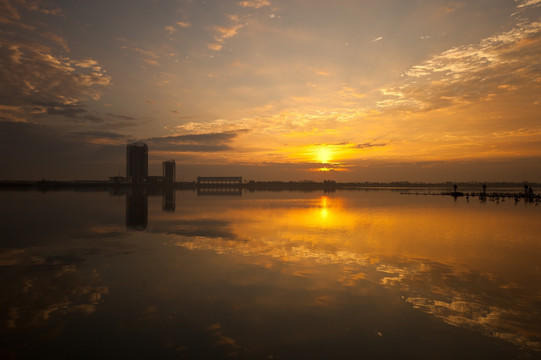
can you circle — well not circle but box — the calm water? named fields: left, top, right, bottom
left=1, top=189, right=540, bottom=359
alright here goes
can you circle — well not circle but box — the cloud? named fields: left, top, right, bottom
left=17, top=101, right=107, bottom=123
left=18, top=104, right=136, bottom=124
left=0, top=0, right=62, bottom=26
left=0, top=2, right=111, bottom=117
left=352, top=142, right=387, bottom=149
left=207, top=43, right=223, bottom=51
left=40, top=32, right=69, bottom=51
left=436, top=2, right=465, bottom=15
left=378, top=12, right=541, bottom=111
left=0, top=0, right=62, bottom=30
left=314, top=141, right=387, bottom=152
left=315, top=69, right=331, bottom=76
left=120, top=44, right=160, bottom=65
left=0, top=249, right=108, bottom=331
left=0, top=38, right=111, bottom=122
left=164, top=25, right=176, bottom=35
left=0, top=0, right=22, bottom=25
left=516, top=0, right=541, bottom=8
left=69, top=130, right=127, bottom=140
left=150, top=219, right=237, bottom=239
left=145, top=130, right=249, bottom=152
left=106, top=113, right=137, bottom=121
left=338, top=86, right=366, bottom=102
left=46, top=104, right=87, bottom=117
left=17, top=0, right=63, bottom=16
left=143, top=58, right=160, bottom=66
left=176, top=21, right=191, bottom=28
left=208, top=23, right=245, bottom=51
left=118, top=39, right=163, bottom=66
left=214, top=24, right=244, bottom=39
left=237, top=0, right=270, bottom=9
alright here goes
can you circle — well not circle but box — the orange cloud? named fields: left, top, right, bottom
left=237, top=0, right=270, bottom=9
left=176, top=21, right=191, bottom=28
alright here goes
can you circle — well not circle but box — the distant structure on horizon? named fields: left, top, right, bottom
left=126, top=142, right=148, bottom=184
left=162, top=160, right=176, bottom=183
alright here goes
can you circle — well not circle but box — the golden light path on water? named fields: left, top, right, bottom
left=151, top=193, right=541, bottom=351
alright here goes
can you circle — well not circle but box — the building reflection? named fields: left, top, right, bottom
left=125, top=188, right=178, bottom=230
left=126, top=189, right=148, bottom=230
left=162, top=189, right=176, bottom=212
left=197, top=187, right=242, bottom=196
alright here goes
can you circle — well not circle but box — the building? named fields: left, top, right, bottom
left=126, top=142, right=148, bottom=184
left=146, top=175, right=165, bottom=185
left=197, top=176, right=242, bottom=186
left=162, top=159, right=176, bottom=183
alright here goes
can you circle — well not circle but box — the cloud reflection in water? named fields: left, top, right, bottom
left=154, top=192, right=541, bottom=351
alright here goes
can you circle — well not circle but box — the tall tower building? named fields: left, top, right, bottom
left=126, top=142, right=148, bottom=184
left=162, top=159, right=176, bottom=183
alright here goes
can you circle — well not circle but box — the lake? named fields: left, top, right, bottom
left=1, top=188, right=540, bottom=359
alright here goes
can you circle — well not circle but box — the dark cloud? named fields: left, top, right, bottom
left=70, top=130, right=127, bottom=140
left=46, top=104, right=86, bottom=117
left=18, top=0, right=64, bottom=16
left=317, top=142, right=387, bottom=149
left=145, top=129, right=250, bottom=152
left=0, top=0, right=26, bottom=26
left=155, top=144, right=233, bottom=152
left=83, top=114, right=104, bottom=123
left=149, top=129, right=248, bottom=144
left=353, top=142, right=386, bottom=149
left=106, top=113, right=137, bottom=121
left=0, top=121, right=124, bottom=180
left=33, top=103, right=105, bottom=122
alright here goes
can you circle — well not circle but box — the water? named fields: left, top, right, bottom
left=1, top=189, right=540, bottom=359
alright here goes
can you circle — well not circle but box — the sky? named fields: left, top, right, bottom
left=1, top=0, right=540, bottom=182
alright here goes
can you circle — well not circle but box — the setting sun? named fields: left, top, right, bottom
left=316, top=147, right=333, bottom=164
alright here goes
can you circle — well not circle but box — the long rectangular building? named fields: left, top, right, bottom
left=197, top=177, right=242, bottom=186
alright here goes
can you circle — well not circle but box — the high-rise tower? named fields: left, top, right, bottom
left=162, top=159, right=176, bottom=183
left=126, top=142, right=148, bottom=184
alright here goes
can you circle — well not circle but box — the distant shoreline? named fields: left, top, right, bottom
left=1, top=179, right=539, bottom=191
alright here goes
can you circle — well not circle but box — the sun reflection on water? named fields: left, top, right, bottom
left=163, top=191, right=541, bottom=351
left=319, top=196, right=329, bottom=219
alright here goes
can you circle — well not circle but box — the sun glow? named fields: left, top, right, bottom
left=319, top=196, right=329, bottom=219
left=316, top=147, right=333, bottom=164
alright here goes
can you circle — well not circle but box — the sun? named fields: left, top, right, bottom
left=316, top=147, right=332, bottom=164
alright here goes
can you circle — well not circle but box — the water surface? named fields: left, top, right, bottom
left=1, top=189, right=540, bottom=359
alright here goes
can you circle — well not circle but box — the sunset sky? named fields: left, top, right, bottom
left=1, top=0, right=540, bottom=181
